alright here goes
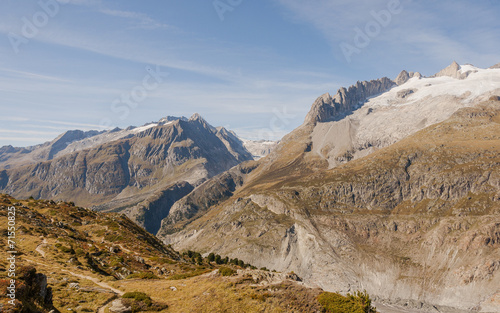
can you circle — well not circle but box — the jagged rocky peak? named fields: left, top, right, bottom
left=158, top=115, right=187, bottom=125
left=395, top=70, right=422, bottom=85
left=490, top=62, right=500, bottom=69
left=304, top=77, right=394, bottom=124
left=188, top=112, right=216, bottom=132
left=433, top=60, right=472, bottom=79
left=189, top=112, right=204, bottom=122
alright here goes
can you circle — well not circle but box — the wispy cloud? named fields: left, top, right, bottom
left=275, top=0, right=500, bottom=68
left=0, top=68, right=72, bottom=83
left=0, top=137, right=55, bottom=143
left=0, top=129, right=60, bottom=136
left=99, top=9, right=171, bottom=30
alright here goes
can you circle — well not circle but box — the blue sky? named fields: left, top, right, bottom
left=0, top=0, right=499, bottom=146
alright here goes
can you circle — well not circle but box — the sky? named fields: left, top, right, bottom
left=0, top=0, right=499, bottom=146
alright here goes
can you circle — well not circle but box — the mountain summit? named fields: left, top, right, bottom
left=0, top=115, right=271, bottom=233
left=158, top=62, right=500, bottom=312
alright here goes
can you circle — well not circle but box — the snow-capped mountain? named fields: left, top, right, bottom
left=0, top=114, right=273, bottom=233
left=0, top=115, right=276, bottom=170
left=158, top=62, right=500, bottom=312
left=240, top=139, right=278, bottom=160
left=308, top=62, right=500, bottom=168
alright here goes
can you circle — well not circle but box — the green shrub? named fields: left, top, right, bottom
left=218, top=267, right=236, bottom=276
left=126, top=272, right=159, bottom=280
left=123, top=291, right=152, bottom=305
left=55, top=243, right=75, bottom=254
left=215, top=254, right=222, bottom=264
left=317, top=290, right=377, bottom=313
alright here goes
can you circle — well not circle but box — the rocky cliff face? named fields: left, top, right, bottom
left=161, top=103, right=500, bottom=312
left=304, top=77, right=395, bottom=124
left=394, top=70, right=422, bottom=85
left=156, top=160, right=259, bottom=237
left=122, top=181, right=194, bottom=234
left=0, top=115, right=254, bottom=224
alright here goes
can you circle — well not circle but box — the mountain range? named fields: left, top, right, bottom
left=2, top=61, right=500, bottom=312
left=157, top=62, right=500, bottom=312
left=0, top=114, right=276, bottom=234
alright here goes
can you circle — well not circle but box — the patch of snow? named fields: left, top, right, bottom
left=366, top=67, right=500, bottom=108
left=459, top=64, right=479, bottom=74
left=131, top=123, right=158, bottom=133
left=312, top=65, right=500, bottom=168
left=241, top=139, right=278, bottom=160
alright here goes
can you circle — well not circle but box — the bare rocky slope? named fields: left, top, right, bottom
left=159, top=63, right=500, bottom=312
left=0, top=115, right=256, bottom=233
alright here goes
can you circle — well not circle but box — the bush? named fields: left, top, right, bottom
left=215, top=254, right=222, bottom=264
left=218, top=267, right=236, bottom=276
left=55, top=243, right=75, bottom=254
left=123, top=291, right=152, bottom=305
left=126, top=272, right=159, bottom=280
left=122, top=291, right=168, bottom=312
left=317, top=290, right=377, bottom=313
left=207, top=253, right=215, bottom=262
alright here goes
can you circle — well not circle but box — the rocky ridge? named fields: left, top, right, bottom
left=0, top=115, right=255, bottom=231
left=158, top=62, right=500, bottom=312
left=161, top=102, right=500, bottom=312
left=304, top=77, right=395, bottom=125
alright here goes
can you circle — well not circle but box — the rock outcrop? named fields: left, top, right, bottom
left=489, top=62, right=500, bottom=69
left=433, top=61, right=473, bottom=79
left=395, top=70, right=422, bottom=85
left=122, top=181, right=194, bottom=234
left=157, top=160, right=259, bottom=237
left=304, top=77, right=395, bottom=125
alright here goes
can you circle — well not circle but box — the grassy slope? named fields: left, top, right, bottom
left=0, top=194, right=373, bottom=313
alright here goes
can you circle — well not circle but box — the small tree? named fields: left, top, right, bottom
left=215, top=254, right=222, bottom=265
left=207, top=253, right=215, bottom=262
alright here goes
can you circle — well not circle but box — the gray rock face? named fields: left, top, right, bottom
left=433, top=61, right=471, bottom=79
left=304, top=77, right=395, bottom=124
left=489, top=62, right=500, bottom=69
left=395, top=70, right=422, bottom=85
left=109, top=299, right=132, bottom=313
left=157, top=160, right=258, bottom=237
left=162, top=104, right=500, bottom=312
left=215, top=127, right=254, bottom=162
left=0, top=115, right=254, bottom=216
left=123, top=181, right=194, bottom=234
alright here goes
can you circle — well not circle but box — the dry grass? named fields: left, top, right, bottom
left=0, top=194, right=330, bottom=312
